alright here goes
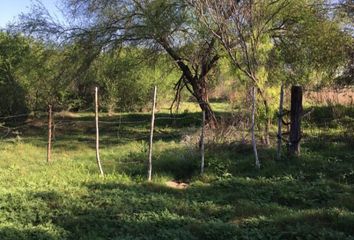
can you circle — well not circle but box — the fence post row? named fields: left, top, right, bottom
left=147, top=86, right=157, bottom=181
left=95, top=87, right=104, bottom=176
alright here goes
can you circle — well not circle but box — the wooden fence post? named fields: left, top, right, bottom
left=277, top=84, right=284, bottom=160
left=200, top=109, right=205, bottom=175
left=147, top=86, right=157, bottom=181
left=95, top=87, right=104, bottom=176
left=47, top=104, right=52, bottom=163
left=289, top=85, right=303, bottom=156
left=251, top=86, right=260, bottom=169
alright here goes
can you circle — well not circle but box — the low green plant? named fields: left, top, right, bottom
left=0, top=106, right=352, bottom=239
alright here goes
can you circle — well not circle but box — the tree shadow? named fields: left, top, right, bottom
left=0, top=227, right=60, bottom=240
left=5, top=112, right=203, bottom=150
left=104, top=144, right=200, bottom=181
left=12, top=174, right=352, bottom=240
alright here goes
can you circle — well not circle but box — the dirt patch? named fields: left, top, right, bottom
left=165, top=180, right=189, bottom=189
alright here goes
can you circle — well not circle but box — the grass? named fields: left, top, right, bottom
left=0, top=105, right=353, bottom=239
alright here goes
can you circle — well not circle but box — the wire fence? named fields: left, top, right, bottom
left=0, top=109, right=344, bottom=138
left=1, top=87, right=352, bottom=178
left=0, top=109, right=204, bottom=140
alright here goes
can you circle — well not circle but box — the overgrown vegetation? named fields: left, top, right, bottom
left=0, top=0, right=353, bottom=239
left=0, top=105, right=353, bottom=239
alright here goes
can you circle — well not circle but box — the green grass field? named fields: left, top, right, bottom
left=0, top=105, right=353, bottom=239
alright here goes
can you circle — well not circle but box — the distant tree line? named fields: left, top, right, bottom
left=0, top=32, right=180, bottom=115
left=0, top=0, right=352, bottom=121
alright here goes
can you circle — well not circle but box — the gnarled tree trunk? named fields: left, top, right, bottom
left=159, top=37, right=219, bottom=128
left=199, top=101, right=217, bottom=129
left=191, top=77, right=217, bottom=128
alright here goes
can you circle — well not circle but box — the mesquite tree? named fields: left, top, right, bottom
left=0, top=32, right=29, bottom=117
left=191, top=0, right=294, bottom=145
left=273, top=0, right=350, bottom=157
left=191, top=0, right=292, bottom=165
left=192, top=0, right=350, bottom=157
left=16, top=0, right=220, bottom=127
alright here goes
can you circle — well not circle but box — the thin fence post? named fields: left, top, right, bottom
left=277, top=84, right=284, bottom=160
left=95, top=87, right=104, bottom=176
left=47, top=104, right=52, bottom=163
left=251, top=86, right=260, bottom=169
left=200, top=109, right=205, bottom=175
left=148, top=86, right=157, bottom=181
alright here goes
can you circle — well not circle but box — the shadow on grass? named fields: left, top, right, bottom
left=4, top=175, right=351, bottom=240
left=104, top=145, right=200, bottom=181
left=0, top=227, right=61, bottom=240
left=305, top=105, right=354, bottom=125
left=7, top=112, right=205, bottom=150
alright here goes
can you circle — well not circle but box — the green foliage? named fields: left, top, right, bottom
left=95, top=48, right=179, bottom=112
left=0, top=31, right=181, bottom=113
left=274, top=0, right=350, bottom=87
left=136, top=0, right=188, bottom=40
left=0, top=32, right=30, bottom=116
left=0, top=32, right=84, bottom=113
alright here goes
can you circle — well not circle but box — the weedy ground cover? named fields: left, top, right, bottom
left=0, top=105, right=353, bottom=239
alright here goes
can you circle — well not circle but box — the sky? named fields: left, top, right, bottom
left=0, top=0, right=343, bottom=29
left=0, top=0, right=63, bottom=28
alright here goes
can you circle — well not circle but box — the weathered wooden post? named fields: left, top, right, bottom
left=148, top=86, right=157, bottom=181
left=200, top=109, right=205, bottom=175
left=289, top=85, right=303, bottom=156
left=47, top=104, right=52, bottom=163
left=277, top=84, right=284, bottom=160
left=95, top=87, right=104, bottom=176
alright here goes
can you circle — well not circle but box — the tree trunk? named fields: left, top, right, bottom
left=199, top=100, right=217, bottom=129
left=192, top=78, right=218, bottom=128
left=289, top=85, right=303, bottom=156
left=251, top=87, right=260, bottom=169
left=277, top=84, right=284, bottom=160
left=158, top=38, right=218, bottom=128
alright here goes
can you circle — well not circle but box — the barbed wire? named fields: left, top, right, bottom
left=50, top=115, right=202, bottom=126
left=0, top=107, right=349, bottom=131
left=155, top=116, right=201, bottom=121
left=99, top=120, right=149, bottom=124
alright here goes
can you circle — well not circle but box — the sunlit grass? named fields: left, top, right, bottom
left=0, top=105, right=353, bottom=239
